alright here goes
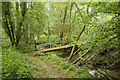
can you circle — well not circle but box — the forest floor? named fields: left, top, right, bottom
left=21, top=50, right=120, bottom=78
left=22, top=52, right=83, bottom=78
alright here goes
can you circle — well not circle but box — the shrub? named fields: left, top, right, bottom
left=49, top=35, right=57, bottom=40
left=17, top=44, right=35, bottom=53
left=67, top=65, right=76, bottom=72
left=2, top=47, right=33, bottom=78
left=2, top=39, right=11, bottom=49
left=39, top=35, right=47, bottom=40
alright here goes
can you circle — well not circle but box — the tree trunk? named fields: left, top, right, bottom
left=2, top=3, right=15, bottom=46
left=24, top=25, right=28, bottom=44
left=72, top=11, right=77, bottom=28
left=15, top=2, right=27, bottom=47
left=59, top=2, right=62, bottom=43
left=3, top=19, right=13, bottom=46
left=34, top=44, right=74, bottom=55
left=47, top=17, right=50, bottom=41
left=68, top=25, right=85, bottom=60
left=68, top=2, right=85, bottom=60
left=62, top=4, right=68, bottom=42
left=69, top=3, right=74, bottom=34
left=68, top=3, right=74, bottom=41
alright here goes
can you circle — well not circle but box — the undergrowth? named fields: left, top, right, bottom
left=2, top=39, right=35, bottom=53
left=2, top=47, right=33, bottom=79
left=39, top=54, right=92, bottom=78
left=17, top=44, right=35, bottom=53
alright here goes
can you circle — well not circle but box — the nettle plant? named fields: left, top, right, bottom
left=2, top=47, right=33, bottom=78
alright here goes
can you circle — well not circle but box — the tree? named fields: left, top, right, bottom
left=68, top=2, right=86, bottom=60
left=2, top=2, right=45, bottom=47
left=2, top=2, right=27, bottom=47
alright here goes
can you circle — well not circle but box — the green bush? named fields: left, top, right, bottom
left=2, top=39, right=11, bottom=49
left=67, top=65, right=76, bottom=72
left=2, top=47, right=33, bottom=78
left=17, top=44, right=35, bottom=53
left=49, top=35, right=57, bottom=40
left=39, top=35, right=47, bottom=40
left=62, top=63, right=70, bottom=69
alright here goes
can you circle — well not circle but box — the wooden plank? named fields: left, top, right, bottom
left=35, top=44, right=74, bottom=54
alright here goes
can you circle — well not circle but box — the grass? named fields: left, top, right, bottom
left=38, top=54, right=92, bottom=78
left=22, top=54, right=53, bottom=78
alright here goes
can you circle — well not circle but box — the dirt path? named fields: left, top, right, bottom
left=23, top=53, right=67, bottom=78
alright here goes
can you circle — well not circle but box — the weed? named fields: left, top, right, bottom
left=2, top=47, right=33, bottom=78
left=67, top=65, right=76, bottom=72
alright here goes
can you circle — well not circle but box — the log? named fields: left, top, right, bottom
left=72, top=45, right=93, bottom=64
left=34, top=44, right=75, bottom=55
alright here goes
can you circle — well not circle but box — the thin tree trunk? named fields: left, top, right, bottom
left=48, top=19, right=50, bottom=40
left=87, top=5, right=90, bottom=14
left=15, top=2, right=27, bottom=47
left=59, top=2, right=62, bottom=43
left=75, top=25, right=85, bottom=41
left=72, top=11, right=77, bottom=28
left=74, top=2, right=84, bottom=22
left=9, top=17, right=15, bottom=46
left=68, top=2, right=85, bottom=60
left=24, top=25, right=28, bottom=44
left=34, top=44, right=74, bottom=54
left=2, top=3, right=15, bottom=46
left=62, top=4, right=68, bottom=42
left=3, top=19, right=13, bottom=45
left=69, top=3, right=74, bottom=34
left=8, top=3, right=15, bottom=46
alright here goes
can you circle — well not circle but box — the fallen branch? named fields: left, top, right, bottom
left=68, top=25, right=85, bottom=60
left=87, top=48, right=104, bottom=61
left=34, top=44, right=75, bottom=55
left=109, top=58, right=120, bottom=68
left=96, top=69, right=110, bottom=80
left=72, top=49, right=90, bottom=64
left=73, top=44, right=82, bottom=55
left=105, top=60, right=111, bottom=66
left=72, top=46, right=93, bottom=64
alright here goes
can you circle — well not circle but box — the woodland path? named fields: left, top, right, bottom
left=22, top=51, right=120, bottom=78
left=23, top=53, right=74, bottom=78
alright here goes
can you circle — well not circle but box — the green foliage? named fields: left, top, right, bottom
left=40, top=35, right=47, bottom=40
left=39, top=55, right=92, bottom=78
left=62, top=62, right=71, bottom=69
left=76, top=68, right=85, bottom=74
left=49, top=35, right=59, bottom=47
left=2, top=2, right=119, bottom=78
left=67, top=65, right=76, bottom=72
left=113, top=52, right=120, bottom=59
left=49, top=35, right=57, bottom=39
left=2, top=47, right=33, bottom=78
left=2, top=39, right=11, bottom=49
left=35, top=53, right=46, bottom=56
left=17, top=44, right=35, bottom=53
